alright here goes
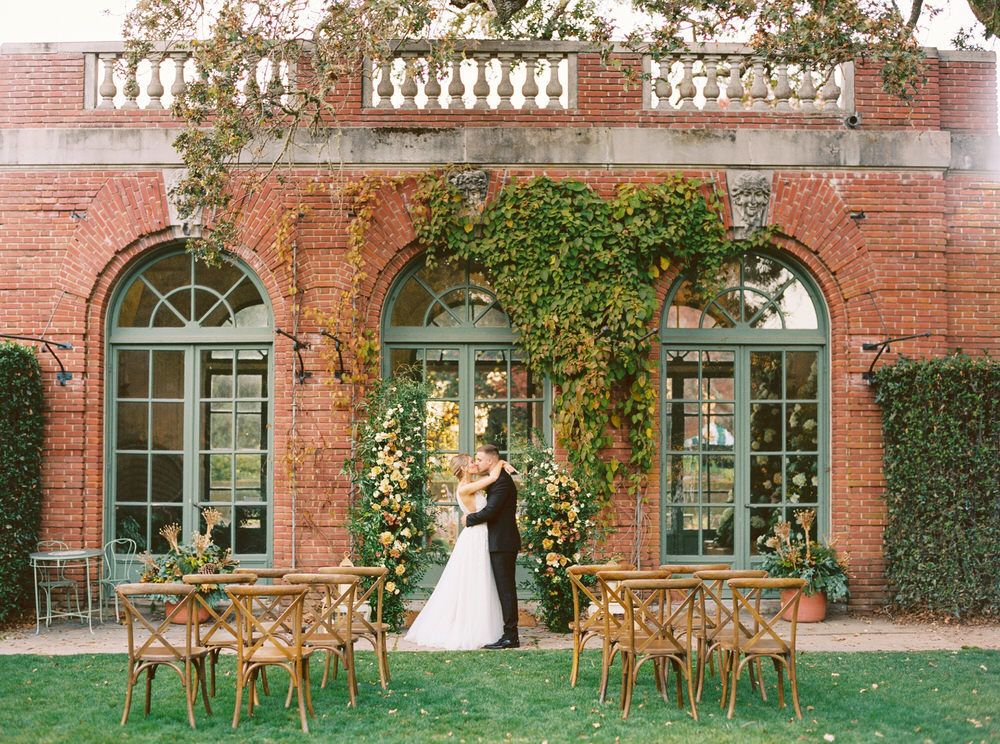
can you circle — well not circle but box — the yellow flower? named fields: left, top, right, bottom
left=545, top=552, right=562, bottom=567
left=550, top=523, right=562, bottom=537
left=385, top=581, right=397, bottom=593
left=400, top=527, right=412, bottom=538
left=379, top=532, right=393, bottom=546
left=395, top=564, right=406, bottom=576
left=567, top=510, right=577, bottom=522
left=546, top=483, right=558, bottom=495
left=561, top=501, right=570, bottom=511
left=542, top=538, right=554, bottom=550
left=371, top=502, right=382, bottom=511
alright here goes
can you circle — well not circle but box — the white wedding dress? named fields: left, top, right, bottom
left=405, top=490, right=504, bottom=650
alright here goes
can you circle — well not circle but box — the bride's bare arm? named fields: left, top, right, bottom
left=456, top=460, right=507, bottom=499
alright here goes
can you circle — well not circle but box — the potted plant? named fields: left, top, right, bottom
left=758, top=508, right=848, bottom=622
left=138, top=508, right=239, bottom=623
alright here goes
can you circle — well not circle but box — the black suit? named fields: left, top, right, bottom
left=465, top=469, right=520, bottom=639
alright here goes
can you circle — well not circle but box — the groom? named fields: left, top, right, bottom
left=462, top=443, right=520, bottom=649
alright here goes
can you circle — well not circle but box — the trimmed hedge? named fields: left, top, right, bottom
left=0, top=343, right=45, bottom=624
left=875, top=354, right=999, bottom=618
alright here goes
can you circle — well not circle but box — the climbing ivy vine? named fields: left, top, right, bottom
left=349, top=171, right=775, bottom=512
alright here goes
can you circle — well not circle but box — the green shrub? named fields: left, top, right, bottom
left=0, top=343, right=45, bottom=624
left=875, top=354, right=999, bottom=618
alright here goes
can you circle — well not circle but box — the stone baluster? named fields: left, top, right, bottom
left=677, top=55, right=697, bottom=110
left=521, top=54, right=539, bottom=110
left=244, top=56, right=261, bottom=105
left=267, top=57, right=285, bottom=101
left=725, top=56, right=745, bottom=110
left=749, top=57, right=769, bottom=111
left=97, top=53, right=118, bottom=109
left=472, top=54, right=490, bottom=110
left=146, top=54, right=164, bottom=109
left=545, top=55, right=564, bottom=109
left=654, top=58, right=673, bottom=109
left=169, top=52, right=188, bottom=102
left=447, top=57, right=465, bottom=109
left=400, top=53, right=418, bottom=109
left=819, top=67, right=841, bottom=110
left=773, top=62, right=792, bottom=111
left=425, top=59, right=442, bottom=109
left=702, top=55, right=721, bottom=111
left=496, top=53, right=515, bottom=110
left=122, top=60, right=140, bottom=109
left=797, top=65, right=816, bottom=112
left=376, top=59, right=394, bottom=108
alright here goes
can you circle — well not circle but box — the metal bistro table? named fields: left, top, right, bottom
left=30, top=548, right=104, bottom=634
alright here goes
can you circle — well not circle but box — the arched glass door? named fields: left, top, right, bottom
left=107, top=250, right=274, bottom=566
left=382, top=257, right=550, bottom=593
left=660, top=252, right=828, bottom=568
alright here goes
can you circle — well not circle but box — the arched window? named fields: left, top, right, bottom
left=660, top=252, right=827, bottom=568
left=107, top=249, right=273, bottom=566
left=383, top=257, right=550, bottom=582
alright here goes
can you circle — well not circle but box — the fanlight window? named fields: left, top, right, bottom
left=116, top=253, right=270, bottom=329
left=666, top=254, right=819, bottom=331
left=389, top=261, right=510, bottom=329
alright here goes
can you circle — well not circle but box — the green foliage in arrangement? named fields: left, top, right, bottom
left=757, top=508, right=849, bottom=602
left=0, top=343, right=44, bottom=625
left=348, top=375, right=435, bottom=630
left=404, top=172, right=775, bottom=509
left=514, top=440, right=601, bottom=632
left=874, top=354, right=1000, bottom=618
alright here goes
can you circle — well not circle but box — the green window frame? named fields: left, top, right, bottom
left=382, top=258, right=551, bottom=595
left=106, top=249, right=275, bottom=570
left=659, top=252, right=828, bottom=569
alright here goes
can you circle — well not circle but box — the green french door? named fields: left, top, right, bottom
left=109, top=344, right=273, bottom=564
left=661, top=345, right=825, bottom=568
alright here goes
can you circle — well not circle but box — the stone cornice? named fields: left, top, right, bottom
left=0, top=126, right=997, bottom=173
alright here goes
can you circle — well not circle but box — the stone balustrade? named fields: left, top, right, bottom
left=84, top=43, right=292, bottom=110
left=363, top=41, right=578, bottom=111
left=643, top=45, right=853, bottom=113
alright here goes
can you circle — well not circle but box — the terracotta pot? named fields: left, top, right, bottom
left=164, top=599, right=212, bottom=625
left=781, top=589, right=827, bottom=623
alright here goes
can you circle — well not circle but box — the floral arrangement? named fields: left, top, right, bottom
left=138, top=508, right=238, bottom=603
left=758, top=508, right=849, bottom=602
left=348, top=375, right=434, bottom=631
left=517, top=441, right=600, bottom=632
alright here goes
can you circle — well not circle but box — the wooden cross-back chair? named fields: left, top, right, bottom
left=318, top=565, right=390, bottom=690
left=116, top=582, right=211, bottom=729
left=719, top=577, right=806, bottom=720
left=693, top=569, right=768, bottom=702
left=618, top=578, right=703, bottom=721
left=183, top=572, right=259, bottom=696
left=566, top=562, right=634, bottom=688
left=594, top=568, right=673, bottom=704
left=286, top=573, right=360, bottom=707
left=226, top=583, right=313, bottom=733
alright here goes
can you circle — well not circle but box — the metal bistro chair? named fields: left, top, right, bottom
left=567, top=562, right=634, bottom=688
left=618, top=577, right=703, bottom=721
left=36, top=540, right=81, bottom=625
left=100, top=538, right=138, bottom=623
left=226, top=583, right=314, bottom=733
left=318, top=565, right=390, bottom=691
left=286, top=573, right=361, bottom=707
left=183, top=572, right=259, bottom=696
left=594, top=569, right=674, bottom=704
left=719, top=577, right=807, bottom=720
left=116, top=583, right=212, bottom=729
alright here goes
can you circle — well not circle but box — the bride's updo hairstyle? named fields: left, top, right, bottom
left=449, top=454, right=472, bottom=479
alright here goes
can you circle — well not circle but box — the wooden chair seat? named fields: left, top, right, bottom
left=245, top=646, right=317, bottom=663
left=136, top=644, right=210, bottom=662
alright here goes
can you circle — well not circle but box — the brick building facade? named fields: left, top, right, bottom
left=1, top=41, right=997, bottom=611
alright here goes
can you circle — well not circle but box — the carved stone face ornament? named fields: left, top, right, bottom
left=731, top=173, right=771, bottom=230
left=448, top=169, right=490, bottom=210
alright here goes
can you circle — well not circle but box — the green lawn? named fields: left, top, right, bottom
left=0, top=648, right=996, bottom=743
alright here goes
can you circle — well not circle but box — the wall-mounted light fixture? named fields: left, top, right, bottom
left=319, top=330, right=346, bottom=381
left=861, top=332, right=933, bottom=383
left=275, top=328, right=312, bottom=384
left=849, top=211, right=866, bottom=221
left=0, top=333, right=74, bottom=385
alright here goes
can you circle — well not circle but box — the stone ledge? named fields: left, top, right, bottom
left=0, top=125, right=990, bottom=172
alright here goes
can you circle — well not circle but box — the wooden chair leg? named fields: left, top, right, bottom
left=198, top=658, right=212, bottom=715
left=773, top=658, right=786, bottom=709
left=727, top=656, right=741, bottom=720
left=685, top=657, right=699, bottom=721
left=304, top=657, right=315, bottom=717
left=788, top=654, right=803, bottom=720
left=285, top=673, right=295, bottom=709
left=376, top=634, right=389, bottom=689
left=674, top=659, right=683, bottom=707
left=619, top=651, right=629, bottom=709
left=599, top=645, right=614, bottom=704
left=570, top=633, right=581, bottom=687
left=718, top=651, right=730, bottom=709
left=621, top=655, right=635, bottom=720
left=332, top=652, right=339, bottom=681
left=144, top=666, right=154, bottom=717
left=210, top=650, right=218, bottom=697
left=295, top=671, right=309, bottom=734
left=347, top=644, right=359, bottom=707
left=232, top=667, right=245, bottom=729
left=248, top=669, right=257, bottom=717
left=755, top=658, right=767, bottom=701
left=120, top=663, right=136, bottom=726
left=184, top=661, right=197, bottom=729
left=260, top=667, right=271, bottom=696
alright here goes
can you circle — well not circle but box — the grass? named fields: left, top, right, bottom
left=0, top=648, right=997, bottom=743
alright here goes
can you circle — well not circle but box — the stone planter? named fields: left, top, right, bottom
left=164, top=599, right=212, bottom=625
left=781, top=589, right=827, bottom=623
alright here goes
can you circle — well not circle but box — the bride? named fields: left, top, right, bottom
left=405, top=454, right=512, bottom=650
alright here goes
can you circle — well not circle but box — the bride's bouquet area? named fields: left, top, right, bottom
left=348, top=376, right=434, bottom=631
left=517, top=442, right=599, bottom=632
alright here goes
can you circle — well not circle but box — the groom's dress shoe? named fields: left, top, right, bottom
left=483, top=637, right=520, bottom=650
